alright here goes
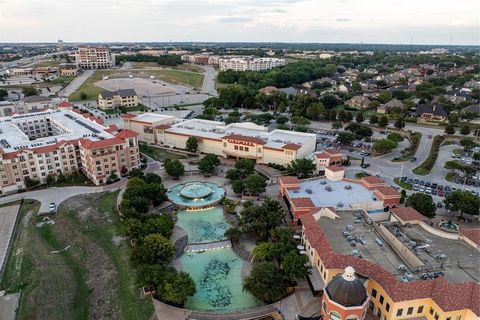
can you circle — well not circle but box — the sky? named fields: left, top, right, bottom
left=0, top=0, right=479, bottom=45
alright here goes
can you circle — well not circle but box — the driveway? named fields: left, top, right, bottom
left=58, top=69, right=94, bottom=98
left=198, top=65, right=217, bottom=96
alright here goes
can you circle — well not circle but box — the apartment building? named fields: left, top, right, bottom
left=218, top=57, right=285, bottom=71
left=0, top=109, right=140, bottom=194
left=98, top=89, right=138, bottom=110
left=74, top=46, right=115, bottom=69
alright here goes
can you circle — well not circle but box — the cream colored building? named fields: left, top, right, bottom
left=0, top=109, right=140, bottom=193
left=58, top=63, right=78, bottom=77
left=219, top=57, right=286, bottom=71
left=122, top=113, right=176, bottom=144
left=74, top=46, right=115, bottom=69
left=124, top=114, right=316, bottom=166
left=98, top=89, right=138, bottom=110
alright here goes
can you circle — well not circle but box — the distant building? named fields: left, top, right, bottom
left=416, top=104, right=448, bottom=122
left=346, top=95, right=371, bottom=109
left=377, top=98, right=404, bottom=114
left=74, top=46, right=115, bottom=69
left=21, top=96, right=53, bottom=113
left=0, top=101, right=15, bottom=117
left=58, top=63, right=78, bottom=77
left=314, top=149, right=343, bottom=174
left=98, top=89, right=138, bottom=110
left=218, top=57, right=285, bottom=71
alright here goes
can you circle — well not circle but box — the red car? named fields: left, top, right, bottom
left=438, top=190, right=445, bottom=197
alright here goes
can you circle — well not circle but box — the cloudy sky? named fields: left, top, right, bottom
left=0, top=0, right=479, bottom=44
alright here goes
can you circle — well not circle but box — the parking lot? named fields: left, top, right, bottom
left=400, top=176, right=480, bottom=199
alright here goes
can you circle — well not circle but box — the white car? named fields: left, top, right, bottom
left=48, top=203, right=57, bottom=213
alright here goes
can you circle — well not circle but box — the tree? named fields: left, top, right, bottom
left=337, top=131, right=356, bottom=145
left=244, top=174, right=267, bottom=195
left=144, top=172, right=162, bottom=184
left=164, top=159, right=184, bottom=179
left=448, top=113, right=459, bottom=125
left=287, top=159, right=316, bottom=179
left=45, top=174, right=56, bottom=186
left=345, top=123, right=373, bottom=139
left=369, top=114, right=379, bottom=125
left=305, top=103, right=325, bottom=121
left=22, top=86, right=38, bottom=96
left=24, top=176, right=40, bottom=189
left=135, top=234, right=175, bottom=264
left=129, top=167, right=144, bottom=179
left=355, top=112, right=365, bottom=123
left=460, top=139, right=477, bottom=152
left=378, top=115, right=389, bottom=128
left=199, top=154, right=220, bottom=176
left=0, top=88, right=7, bottom=100
left=445, top=191, right=480, bottom=217
left=224, top=226, right=242, bottom=241
left=332, top=121, right=342, bottom=130
left=143, top=215, right=175, bottom=239
left=400, top=189, right=407, bottom=204
left=378, top=91, right=392, bottom=104
left=185, top=136, right=199, bottom=153
left=231, top=179, right=246, bottom=195
left=344, top=111, right=353, bottom=122
left=372, top=139, right=397, bottom=154
left=79, top=91, right=88, bottom=100
left=460, top=125, right=471, bottom=136
left=252, top=242, right=277, bottom=262
left=282, top=251, right=311, bottom=281
left=394, top=117, right=405, bottom=129
left=107, top=170, right=118, bottom=184
left=387, top=132, right=404, bottom=143
left=234, top=159, right=255, bottom=177
left=243, top=262, right=288, bottom=303
left=445, top=125, right=455, bottom=135
left=238, top=198, right=284, bottom=240
left=160, top=272, right=196, bottom=306
left=405, top=193, right=436, bottom=218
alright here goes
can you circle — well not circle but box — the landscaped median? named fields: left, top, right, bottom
left=412, top=135, right=446, bottom=175
left=392, top=131, right=422, bottom=162
left=394, top=177, right=412, bottom=190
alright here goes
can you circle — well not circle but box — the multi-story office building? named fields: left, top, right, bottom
left=0, top=109, right=140, bottom=193
left=74, top=46, right=115, bottom=69
left=218, top=57, right=285, bottom=71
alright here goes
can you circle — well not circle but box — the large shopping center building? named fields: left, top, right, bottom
left=123, top=113, right=317, bottom=165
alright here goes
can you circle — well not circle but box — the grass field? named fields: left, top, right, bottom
left=35, top=59, right=64, bottom=68
left=394, top=177, right=413, bottom=190
left=139, top=144, right=186, bottom=162
left=69, top=68, right=204, bottom=101
left=0, top=192, right=154, bottom=320
left=132, top=62, right=204, bottom=73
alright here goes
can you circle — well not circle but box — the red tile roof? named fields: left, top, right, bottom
left=155, top=124, right=171, bottom=130
left=104, top=124, right=119, bottom=133
left=57, top=101, right=72, bottom=108
left=325, top=148, right=341, bottom=155
left=279, top=176, right=300, bottom=185
left=121, top=113, right=137, bottom=119
left=301, top=213, right=480, bottom=315
left=390, top=207, right=426, bottom=222
left=361, top=176, right=385, bottom=184
left=460, top=228, right=480, bottom=247
left=115, top=129, right=138, bottom=139
left=222, top=134, right=266, bottom=145
left=283, top=143, right=301, bottom=150
left=375, top=186, right=400, bottom=197
left=315, top=152, right=330, bottom=159
left=326, top=165, right=344, bottom=172
left=79, top=138, right=125, bottom=150
left=291, top=197, right=315, bottom=208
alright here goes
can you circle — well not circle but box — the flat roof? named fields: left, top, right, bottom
left=130, top=113, right=175, bottom=124
left=164, top=118, right=316, bottom=149
left=287, top=179, right=379, bottom=209
left=0, top=109, right=113, bottom=153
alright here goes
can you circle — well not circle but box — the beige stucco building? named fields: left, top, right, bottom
left=123, top=113, right=316, bottom=165
left=74, top=46, right=115, bottom=69
left=98, top=89, right=138, bottom=110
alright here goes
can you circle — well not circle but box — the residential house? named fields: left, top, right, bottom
left=346, top=95, right=371, bottom=109
left=416, top=104, right=448, bottom=122
left=377, top=98, right=404, bottom=114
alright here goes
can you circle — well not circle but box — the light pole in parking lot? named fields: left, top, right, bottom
left=400, top=164, right=404, bottom=178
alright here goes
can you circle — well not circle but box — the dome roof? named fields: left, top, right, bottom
left=325, top=267, right=367, bottom=307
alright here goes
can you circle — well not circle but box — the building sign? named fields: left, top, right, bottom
left=227, top=139, right=254, bottom=147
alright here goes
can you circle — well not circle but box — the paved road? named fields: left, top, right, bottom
left=199, top=65, right=217, bottom=96
left=58, top=69, right=94, bottom=98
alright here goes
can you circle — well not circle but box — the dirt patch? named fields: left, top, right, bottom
left=55, top=193, right=121, bottom=320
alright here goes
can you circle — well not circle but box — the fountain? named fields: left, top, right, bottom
left=438, top=220, right=460, bottom=233
left=167, top=181, right=225, bottom=210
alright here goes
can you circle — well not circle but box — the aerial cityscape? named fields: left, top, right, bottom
left=0, top=1, right=479, bottom=320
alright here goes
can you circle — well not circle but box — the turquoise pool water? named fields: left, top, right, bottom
left=176, top=207, right=230, bottom=243
left=180, top=248, right=262, bottom=311
left=167, top=181, right=225, bottom=208
left=368, top=209, right=387, bottom=214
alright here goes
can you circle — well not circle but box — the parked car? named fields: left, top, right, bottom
left=49, top=203, right=57, bottom=213
left=410, top=157, right=417, bottom=162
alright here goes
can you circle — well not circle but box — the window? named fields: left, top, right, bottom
left=322, top=301, right=327, bottom=313
left=430, top=307, right=434, bottom=315
left=407, top=307, right=413, bottom=315
left=456, top=316, right=461, bottom=320
left=234, top=145, right=238, bottom=150
left=417, top=306, right=424, bottom=314
left=379, top=295, right=384, bottom=304
left=396, top=309, right=403, bottom=317
left=329, top=311, right=341, bottom=320
left=385, top=303, right=390, bottom=312
left=346, top=316, right=357, bottom=320
left=245, top=147, right=249, bottom=152
left=446, top=317, right=451, bottom=320
left=435, top=313, right=439, bottom=320
left=371, top=289, right=377, bottom=298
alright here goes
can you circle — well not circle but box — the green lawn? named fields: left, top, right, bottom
left=69, top=70, right=114, bottom=101
left=445, top=172, right=456, bottom=182
left=394, top=177, right=412, bottom=190
left=139, top=144, right=186, bottom=162
left=150, top=69, right=203, bottom=89
left=355, top=172, right=370, bottom=179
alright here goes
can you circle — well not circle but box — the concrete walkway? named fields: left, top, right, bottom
left=0, top=204, right=20, bottom=276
